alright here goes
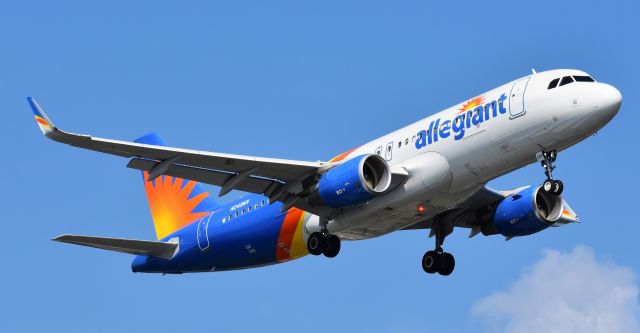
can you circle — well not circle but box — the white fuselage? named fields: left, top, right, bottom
left=305, top=69, right=621, bottom=240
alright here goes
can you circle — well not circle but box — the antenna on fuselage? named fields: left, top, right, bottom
left=531, top=68, right=537, bottom=74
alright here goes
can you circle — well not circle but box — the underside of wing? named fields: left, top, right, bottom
left=28, top=98, right=408, bottom=217
left=404, top=184, right=580, bottom=240
left=403, top=185, right=526, bottom=231
left=27, top=97, right=323, bottom=180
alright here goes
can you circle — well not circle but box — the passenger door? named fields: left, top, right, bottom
left=509, top=77, right=530, bottom=118
left=196, top=213, right=212, bottom=251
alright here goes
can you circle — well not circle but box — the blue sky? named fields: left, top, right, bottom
left=2, top=1, right=639, bottom=332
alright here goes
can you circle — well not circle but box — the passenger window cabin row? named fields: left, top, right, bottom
left=222, top=199, right=267, bottom=223
left=397, top=115, right=469, bottom=150
left=548, top=75, right=595, bottom=89
left=397, top=137, right=411, bottom=148
left=394, top=114, right=465, bottom=153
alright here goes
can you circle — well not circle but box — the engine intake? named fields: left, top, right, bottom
left=490, top=186, right=564, bottom=237
left=313, top=154, right=392, bottom=208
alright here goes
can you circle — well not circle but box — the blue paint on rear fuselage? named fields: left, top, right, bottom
left=131, top=194, right=290, bottom=273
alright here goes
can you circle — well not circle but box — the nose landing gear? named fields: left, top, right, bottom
left=538, top=150, right=563, bottom=196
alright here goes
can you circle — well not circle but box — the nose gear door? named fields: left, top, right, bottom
left=509, top=77, right=530, bottom=118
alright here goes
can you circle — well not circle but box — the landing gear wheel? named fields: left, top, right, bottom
left=437, top=252, right=455, bottom=276
left=552, top=180, right=564, bottom=196
left=543, top=179, right=554, bottom=194
left=323, top=235, right=341, bottom=258
left=307, top=232, right=327, bottom=256
left=422, top=251, right=440, bottom=274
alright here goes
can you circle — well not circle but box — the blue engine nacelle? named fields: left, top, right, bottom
left=314, top=154, right=392, bottom=208
left=492, top=186, right=564, bottom=237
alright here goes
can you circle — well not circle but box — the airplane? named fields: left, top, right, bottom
left=28, top=68, right=622, bottom=276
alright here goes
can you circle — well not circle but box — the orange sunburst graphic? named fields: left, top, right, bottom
left=143, top=172, right=209, bottom=239
left=35, top=115, right=50, bottom=127
left=457, top=96, right=485, bottom=114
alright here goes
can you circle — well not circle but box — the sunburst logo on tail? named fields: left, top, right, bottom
left=457, top=96, right=485, bottom=114
left=143, top=172, right=210, bottom=239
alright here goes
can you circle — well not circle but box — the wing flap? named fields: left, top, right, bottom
left=127, top=158, right=276, bottom=195
left=53, top=235, right=179, bottom=260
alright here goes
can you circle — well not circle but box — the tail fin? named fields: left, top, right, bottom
left=134, top=133, right=218, bottom=240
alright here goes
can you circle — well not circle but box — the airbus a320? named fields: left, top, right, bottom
left=29, top=69, right=622, bottom=276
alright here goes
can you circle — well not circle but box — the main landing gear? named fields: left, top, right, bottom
left=307, top=232, right=341, bottom=257
left=538, top=150, right=563, bottom=196
left=422, top=249, right=455, bottom=276
left=422, top=219, right=455, bottom=276
left=307, top=219, right=341, bottom=258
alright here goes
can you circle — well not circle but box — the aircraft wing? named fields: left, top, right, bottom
left=403, top=185, right=579, bottom=236
left=27, top=97, right=367, bottom=216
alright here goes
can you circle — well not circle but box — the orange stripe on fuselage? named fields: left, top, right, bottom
left=276, top=208, right=304, bottom=261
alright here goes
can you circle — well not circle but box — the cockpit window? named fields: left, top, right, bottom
left=573, top=75, right=595, bottom=82
left=547, top=78, right=560, bottom=89
left=559, top=76, right=574, bottom=87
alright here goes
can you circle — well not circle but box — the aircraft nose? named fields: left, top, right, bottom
left=595, top=83, right=622, bottom=121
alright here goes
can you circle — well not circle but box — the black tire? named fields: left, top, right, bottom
left=542, top=179, right=554, bottom=194
left=552, top=180, right=564, bottom=196
left=422, top=251, right=440, bottom=274
left=437, top=252, right=455, bottom=276
left=307, top=232, right=327, bottom=256
left=323, top=235, right=341, bottom=258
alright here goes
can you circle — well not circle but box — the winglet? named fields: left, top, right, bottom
left=27, top=97, right=56, bottom=136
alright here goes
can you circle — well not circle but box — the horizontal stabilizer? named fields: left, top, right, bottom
left=53, top=235, right=179, bottom=260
